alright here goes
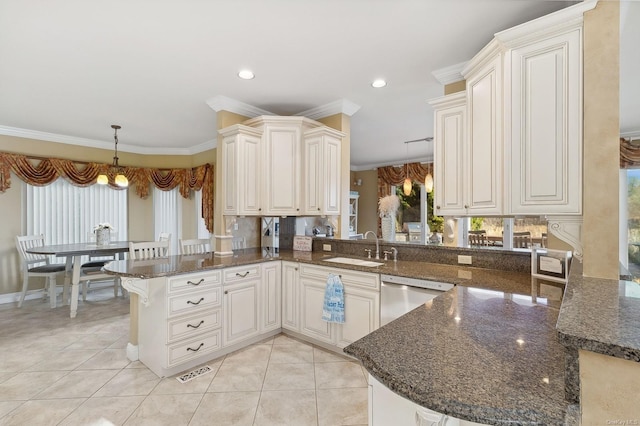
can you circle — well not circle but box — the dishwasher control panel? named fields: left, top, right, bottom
left=380, top=274, right=454, bottom=292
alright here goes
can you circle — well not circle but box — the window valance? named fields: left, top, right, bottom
left=377, top=162, right=433, bottom=186
left=620, top=137, right=640, bottom=169
left=0, top=152, right=214, bottom=233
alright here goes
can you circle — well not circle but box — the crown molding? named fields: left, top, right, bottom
left=206, top=95, right=274, bottom=117
left=0, top=125, right=213, bottom=156
left=296, top=99, right=361, bottom=119
left=427, top=91, right=466, bottom=108
left=432, top=62, right=468, bottom=85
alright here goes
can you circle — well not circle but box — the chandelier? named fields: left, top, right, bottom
left=97, top=125, right=128, bottom=187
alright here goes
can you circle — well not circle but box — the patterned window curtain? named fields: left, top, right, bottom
left=620, top=137, right=640, bottom=168
left=376, top=162, right=434, bottom=236
left=0, top=152, right=214, bottom=233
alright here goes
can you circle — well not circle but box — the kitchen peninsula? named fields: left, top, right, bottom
left=105, top=246, right=576, bottom=425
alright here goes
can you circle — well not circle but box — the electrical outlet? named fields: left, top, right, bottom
left=458, top=255, right=472, bottom=265
left=323, top=244, right=332, bottom=251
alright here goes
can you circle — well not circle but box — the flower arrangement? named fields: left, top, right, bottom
left=378, top=194, right=400, bottom=218
left=94, top=223, right=115, bottom=232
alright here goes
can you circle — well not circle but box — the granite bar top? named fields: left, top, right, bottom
left=557, top=263, right=640, bottom=362
left=105, top=249, right=533, bottom=295
left=345, top=284, right=568, bottom=425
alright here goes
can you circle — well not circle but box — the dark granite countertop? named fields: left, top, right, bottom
left=557, top=263, right=640, bottom=362
left=344, top=284, right=568, bottom=425
left=105, top=248, right=533, bottom=295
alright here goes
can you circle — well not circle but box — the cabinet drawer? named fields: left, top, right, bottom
left=167, top=308, right=221, bottom=344
left=167, top=271, right=221, bottom=294
left=167, top=330, right=221, bottom=367
left=299, top=264, right=380, bottom=290
left=223, top=264, right=261, bottom=283
left=168, top=288, right=221, bottom=317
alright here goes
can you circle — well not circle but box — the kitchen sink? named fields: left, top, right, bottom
left=323, top=257, right=384, bottom=267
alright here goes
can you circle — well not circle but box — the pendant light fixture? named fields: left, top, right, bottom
left=423, top=137, right=434, bottom=193
left=97, top=125, right=128, bottom=188
left=403, top=141, right=412, bottom=196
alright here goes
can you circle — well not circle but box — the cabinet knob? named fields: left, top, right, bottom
left=297, top=208, right=300, bottom=211
left=436, top=205, right=441, bottom=209
left=224, top=290, right=228, bottom=295
left=464, top=204, right=469, bottom=209
left=259, top=208, right=262, bottom=211
left=317, top=208, right=320, bottom=211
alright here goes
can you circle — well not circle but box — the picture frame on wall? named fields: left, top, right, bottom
left=531, top=248, right=572, bottom=283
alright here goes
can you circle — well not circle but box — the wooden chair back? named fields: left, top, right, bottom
left=513, top=231, right=532, bottom=248
left=129, top=240, right=170, bottom=260
left=180, top=238, right=211, bottom=255
left=468, top=230, right=488, bottom=247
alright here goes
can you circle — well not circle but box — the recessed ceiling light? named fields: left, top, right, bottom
left=238, top=70, right=255, bottom=80
left=372, top=79, right=387, bottom=88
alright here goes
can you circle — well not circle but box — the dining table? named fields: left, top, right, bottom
left=26, top=241, right=132, bottom=318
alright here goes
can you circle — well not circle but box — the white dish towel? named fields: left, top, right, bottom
left=322, top=273, right=345, bottom=323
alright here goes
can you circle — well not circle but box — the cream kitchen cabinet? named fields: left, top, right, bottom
left=502, top=22, right=583, bottom=215
left=303, top=127, right=343, bottom=216
left=219, top=125, right=263, bottom=216
left=134, top=270, right=223, bottom=378
left=430, top=92, right=466, bottom=216
left=461, top=43, right=504, bottom=216
left=281, top=261, right=300, bottom=332
left=298, top=263, right=380, bottom=349
left=222, top=264, right=261, bottom=347
left=261, top=262, right=282, bottom=333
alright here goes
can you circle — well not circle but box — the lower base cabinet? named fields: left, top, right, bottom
left=369, top=374, right=487, bottom=426
left=298, top=263, right=380, bottom=349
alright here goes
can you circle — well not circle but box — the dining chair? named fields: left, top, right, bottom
left=129, top=240, right=170, bottom=260
left=232, top=236, right=246, bottom=250
left=513, top=231, right=532, bottom=249
left=158, top=232, right=172, bottom=255
left=179, top=238, right=211, bottom=255
left=15, top=235, right=67, bottom=308
left=81, top=232, right=123, bottom=299
left=541, top=232, right=548, bottom=248
left=468, top=230, right=488, bottom=247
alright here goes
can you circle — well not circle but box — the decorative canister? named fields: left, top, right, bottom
left=96, top=228, right=110, bottom=246
left=380, top=216, right=395, bottom=242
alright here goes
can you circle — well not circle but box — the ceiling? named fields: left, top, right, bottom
left=0, top=1, right=636, bottom=170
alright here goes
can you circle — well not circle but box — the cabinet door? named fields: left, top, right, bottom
left=466, top=53, right=503, bottom=215
left=335, top=287, right=380, bottom=348
left=507, top=28, right=582, bottom=215
left=223, top=279, right=260, bottom=347
left=322, top=135, right=341, bottom=215
left=222, top=131, right=262, bottom=216
left=299, top=277, right=335, bottom=344
left=282, top=261, right=300, bottom=331
left=431, top=93, right=467, bottom=217
left=263, top=125, right=300, bottom=215
left=303, top=135, right=323, bottom=215
left=261, top=262, right=281, bottom=333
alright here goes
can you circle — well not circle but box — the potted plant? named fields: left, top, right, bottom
left=378, top=195, right=399, bottom=241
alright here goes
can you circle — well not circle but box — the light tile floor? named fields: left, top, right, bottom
left=0, top=288, right=368, bottom=425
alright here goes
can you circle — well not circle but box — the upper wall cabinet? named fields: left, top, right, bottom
left=220, top=125, right=263, bottom=216
left=303, top=127, right=343, bottom=216
left=431, top=0, right=595, bottom=217
left=462, top=42, right=504, bottom=216
left=430, top=92, right=466, bottom=217
left=220, top=116, right=344, bottom=217
left=501, top=20, right=584, bottom=215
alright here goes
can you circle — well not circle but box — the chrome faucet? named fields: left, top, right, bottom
left=363, top=230, right=380, bottom=260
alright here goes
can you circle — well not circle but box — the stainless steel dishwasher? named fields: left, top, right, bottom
left=380, top=274, right=454, bottom=326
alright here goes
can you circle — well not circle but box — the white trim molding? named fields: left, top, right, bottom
left=206, top=95, right=274, bottom=117
left=296, top=99, right=361, bottom=119
left=432, top=62, right=468, bottom=86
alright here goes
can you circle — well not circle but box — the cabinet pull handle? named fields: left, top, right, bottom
left=187, top=297, right=205, bottom=305
left=187, top=278, right=205, bottom=286
left=187, top=343, right=204, bottom=352
left=187, top=320, right=205, bottom=329
left=236, top=271, right=250, bottom=278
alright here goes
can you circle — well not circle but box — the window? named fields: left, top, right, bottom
left=194, top=189, right=210, bottom=239
left=626, top=169, right=640, bottom=280
left=394, top=183, right=443, bottom=244
left=25, top=178, right=128, bottom=244
left=465, top=217, right=547, bottom=250
left=153, top=187, right=181, bottom=255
